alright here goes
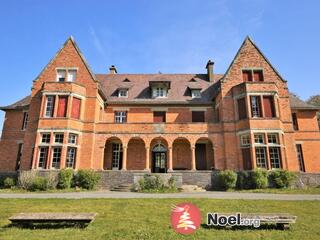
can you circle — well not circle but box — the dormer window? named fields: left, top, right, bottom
left=56, top=69, right=77, bottom=82
left=57, top=70, right=66, bottom=82
left=118, top=89, right=128, bottom=98
left=191, top=89, right=201, bottom=98
left=153, top=87, right=167, bottom=98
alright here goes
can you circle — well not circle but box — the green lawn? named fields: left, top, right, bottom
left=233, top=187, right=320, bottom=194
left=0, top=199, right=319, bottom=239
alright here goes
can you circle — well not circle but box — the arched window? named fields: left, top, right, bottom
left=152, top=144, right=167, bottom=152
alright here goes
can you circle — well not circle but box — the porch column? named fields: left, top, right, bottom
left=145, top=147, right=150, bottom=171
left=191, top=145, right=196, bottom=171
left=168, top=147, right=173, bottom=171
left=122, top=145, right=127, bottom=170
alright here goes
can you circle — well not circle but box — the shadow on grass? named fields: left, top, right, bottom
left=201, top=223, right=290, bottom=231
left=4, top=222, right=89, bottom=229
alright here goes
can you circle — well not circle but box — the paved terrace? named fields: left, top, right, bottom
left=0, top=191, right=319, bottom=200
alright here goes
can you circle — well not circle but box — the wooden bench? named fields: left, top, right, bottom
left=238, top=214, right=296, bottom=230
left=9, top=213, right=97, bottom=227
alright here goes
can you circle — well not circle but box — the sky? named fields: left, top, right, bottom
left=0, top=0, right=320, bottom=133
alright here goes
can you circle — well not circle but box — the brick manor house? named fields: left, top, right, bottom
left=0, top=36, right=319, bottom=174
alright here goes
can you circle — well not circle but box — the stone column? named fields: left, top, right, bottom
left=122, top=145, right=127, bottom=170
left=168, top=147, right=173, bottom=172
left=145, top=147, right=150, bottom=171
left=191, top=145, right=196, bottom=171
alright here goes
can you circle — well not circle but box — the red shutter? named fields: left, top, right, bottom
left=263, top=96, right=275, bottom=118
left=242, top=70, right=252, bottom=82
left=253, top=70, right=264, bottom=82
left=153, top=112, right=166, bottom=123
left=237, top=98, right=247, bottom=120
left=71, top=98, right=81, bottom=119
left=57, top=96, right=68, bottom=117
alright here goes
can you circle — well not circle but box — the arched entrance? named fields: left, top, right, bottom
left=104, top=137, right=123, bottom=170
left=195, top=138, right=214, bottom=170
left=152, top=143, right=167, bottom=173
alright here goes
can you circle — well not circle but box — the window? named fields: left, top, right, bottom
left=191, top=90, right=201, bottom=98
left=254, top=134, right=264, bottom=144
left=22, top=112, right=29, bottom=130
left=268, top=133, right=279, bottom=144
left=242, top=148, right=252, bottom=170
left=263, top=96, right=276, bottom=118
left=45, top=96, right=55, bottom=117
left=292, top=113, right=299, bottom=130
left=192, top=111, right=205, bottom=122
left=57, top=69, right=66, bottom=82
left=112, top=143, right=122, bottom=170
left=71, top=97, right=81, bottom=119
left=57, top=96, right=68, bottom=117
left=16, top=143, right=23, bottom=170
left=51, top=147, right=62, bottom=169
left=68, top=133, right=78, bottom=145
left=115, top=111, right=127, bottom=123
left=241, top=135, right=250, bottom=146
left=41, top=133, right=51, bottom=144
left=242, top=70, right=253, bottom=82
left=250, top=96, right=262, bottom=118
left=237, top=98, right=247, bottom=120
left=253, top=70, right=264, bottom=82
left=296, top=144, right=305, bottom=172
left=242, top=69, right=264, bottom=82
left=38, top=147, right=49, bottom=169
left=269, top=147, right=281, bottom=168
left=153, top=87, right=167, bottom=98
left=153, top=111, right=166, bottom=123
left=118, top=89, right=128, bottom=98
left=54, top=133, right=64, bottom=144
left=255, top=147, right=267, bottom=168
left=67, top=70, right=77, bottom=82
left=66, top=147, right=77, bottom=168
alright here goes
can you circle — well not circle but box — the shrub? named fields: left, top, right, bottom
left=236, top=171, right=252, bottom=189
left=74, top=170, right=100, bottom=190
left=3, top=177, right=15, bottom=189
left=218, top=170, right=237, bottom=190
left=167, top=176, right=176, bottom=189
left=31, top=177, right=48, bottom=191
left=58, top=169, right=74, bottom=189
left=138, top=174, right=164, bottom=190
left=251, top=169, right=268, bottom=189
left=18, top=171, right=37, bottom=190
left=46, top=172, right=58, bottom=190
left=269, top=170, right=296, bottom=188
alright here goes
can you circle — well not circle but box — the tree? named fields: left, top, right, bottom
left=307, top=95, right=320, bottom=128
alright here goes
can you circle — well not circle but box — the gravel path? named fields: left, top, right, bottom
left=0, top=191, right=319, bottom=200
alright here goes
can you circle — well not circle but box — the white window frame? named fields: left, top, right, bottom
left=67, top=69, right=77, bottom=82
left=269, top=147, right=281, bottom=169
left=114, top=111, right=127, bottom=123
left=267, top=133, right=279, bottom=145
left=66, top=147, right=77, bottom=168
left=54, top=133, right=64, bottom=144
left=68, top=133, right=78, bottom=145
left=45, top=96, right=55, bottom=118
left=118, top=89, right=128, bottom=98
left=38, top=146, right=49, bottom=169
left=41, top=133, right=51, bottom=144
left=254, top=133, right=265, bottom=144
left=51, top=147, right=62, bottom=169
left=152, top=87, right=167, bottom=98
left=241, top=135, right=250, bottom=146
left=255, top=147, right=267, bottom=168
left=112, top=143, right=122, bottom=170
left=191, top=89, right=201, bottom=98
left=251, top=96, right=261, bottom=118
left=57, top=69, right=66, bottom=82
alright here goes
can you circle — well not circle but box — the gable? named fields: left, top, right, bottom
left=33, top=37, right=97, bottom=86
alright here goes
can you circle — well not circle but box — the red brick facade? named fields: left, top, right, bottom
left=0, top=37, right=319, bottom=173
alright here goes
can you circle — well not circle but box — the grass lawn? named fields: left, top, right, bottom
left=0, top=199, right=319, bottom=239
left=234, top=187, right=320, bottom=194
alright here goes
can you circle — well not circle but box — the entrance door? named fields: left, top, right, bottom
left=153, top=152, right=166, bottom=173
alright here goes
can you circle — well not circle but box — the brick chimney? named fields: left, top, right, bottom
left=206, top=60, right=214, bottom=82
left=109, top=65, right=117, bottom=74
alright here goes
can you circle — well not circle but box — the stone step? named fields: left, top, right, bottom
left=179, top=185, right=206, bottom=192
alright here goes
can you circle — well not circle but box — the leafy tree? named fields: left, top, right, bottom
left=307, top=95, right=320, bottom=128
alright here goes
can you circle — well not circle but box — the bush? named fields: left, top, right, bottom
left=58, top=169, right=74, bottom=189
left=46, top=172, right=58, bottom=190
left=218, top=170, right=237, bottom=190
left=251, top=169, right=268, bottom=189
left=3, top=177, right=15, bottom=189
left=18, top=171, right=37, bottom=190
left=31, top=177, right=48, bottom=191
left=236, top=171, right=252, bottom=189
left=74, top=170, right=100, bottom=190
left=269, top=170, right=296, bottom=188
left=167, top=176, right=176, bottom=189
left=138, top=174, right=164, bottom=190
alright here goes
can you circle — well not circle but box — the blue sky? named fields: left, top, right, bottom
left=0, top=0, right=320, bottom=133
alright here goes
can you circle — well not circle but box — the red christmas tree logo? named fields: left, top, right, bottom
left=171, top=203, right=201, bottom=235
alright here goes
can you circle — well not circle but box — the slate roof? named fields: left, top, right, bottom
left=0, top=95, right=31, bottom=110
left=96, top=73, right=223, bottom=105
left=289, top=93, right=320, bottom=110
